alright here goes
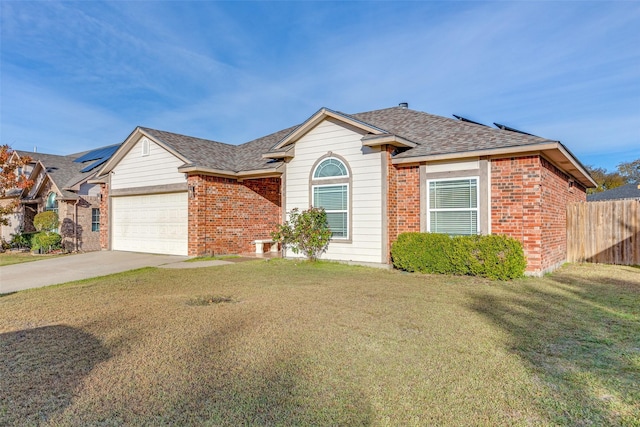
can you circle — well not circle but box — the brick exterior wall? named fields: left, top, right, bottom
left=99, top=183, right=109, bottom=250
left=491, top=156, right=542, bottom=271
left=57, top=196, right=101, bottom=252
left=540, top=157, right=587, bottom=271
left=386, top=147, right=421, bottom=262
left=188, top=175, right=281, bottom=256
left=491, top=155, right=586, bottom=274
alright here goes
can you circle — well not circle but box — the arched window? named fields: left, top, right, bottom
left=45, top=192, right=58, bottom=214
left=313, top=158, right=348, bottom=179
left=311, top=157, right=350, bottom=239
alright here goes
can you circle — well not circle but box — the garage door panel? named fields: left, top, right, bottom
left=112, top=192, right=188, bottom=256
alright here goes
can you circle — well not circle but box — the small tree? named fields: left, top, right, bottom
left=32, top=211, right=61, bottom=253
left=34, top=211, right=59, bottom=232
left=0, top=145, right=33, bottom=225
left=271, top=207, right=332, bottom=261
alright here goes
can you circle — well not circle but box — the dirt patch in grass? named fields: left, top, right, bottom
left=186, top=295, right=238, bottom=306
left=0, top=261, right=637, bottom=425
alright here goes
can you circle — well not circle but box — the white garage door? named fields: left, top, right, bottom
left=112, top=192, right=188, bottom=256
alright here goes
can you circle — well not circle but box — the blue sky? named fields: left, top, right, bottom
left=1, top=1, right=639, bottom=172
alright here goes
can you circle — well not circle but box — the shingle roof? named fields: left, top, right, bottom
left=140, top=125, right=298, bottom=172
left=235, top=126, right=298, bottom=171
left=17, top=151, right=85, bottom=199
left=587, top=183, right=640, bottom=201
left=123, top=106, right=587, bottom=182
left=347, top=107, right=553, bottom=158
left=140, top=127, right=238, bottom=171
left=17, top=146, right=121, bottom=199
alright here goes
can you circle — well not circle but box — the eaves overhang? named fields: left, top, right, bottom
left=392, top=141, right=596, bottom=188
left=361, top=133, right=417, bottom=148
left=177, top=164, right=282, bottom=180
left=262, top=147, right=294, bottom=160
left=88, top=175, right=109, bottom=184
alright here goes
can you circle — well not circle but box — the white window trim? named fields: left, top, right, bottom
left=426, top=176, right=480, bottom=235
left=141, top=137, right=150, bottom=157
left=312, top=182, right=349, bottom=240
left=312, top=158, right=349, bottom=180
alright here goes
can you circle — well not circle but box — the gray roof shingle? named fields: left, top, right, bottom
left=587, top=183, right=640, bottom=201
left=140, top=127, right=238, bottom=171
left=140, top=125, right=298, bottom=172
left=17, top=151, right=86, bottom=199
left=139, top=106, right=572, bottom=173
left=19, top=105, right=586, bottom=187
left=347, top=107, right=553, bottom=158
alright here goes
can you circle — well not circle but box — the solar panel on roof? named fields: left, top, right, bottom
left=452, top=115, right=488, bottom=127
left=79, top=156, right=110, bottom=173
left=493, top=123, right=537, bottom=137
left=74, top=144, right=120, bottom=163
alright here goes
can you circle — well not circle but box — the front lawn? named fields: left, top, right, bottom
left=0, top=251, right=67, bottom=266
left=0, top=261, right=638, bottom=425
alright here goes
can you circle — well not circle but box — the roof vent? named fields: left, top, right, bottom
left=398, top=102, right=408, bottom=109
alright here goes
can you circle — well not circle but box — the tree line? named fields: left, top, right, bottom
left=586, top=159, right=639, bottom=194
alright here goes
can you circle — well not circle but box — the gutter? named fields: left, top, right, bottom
left=177, top=165, right=282, bottom=179
left=74, top=199, right=80, bottom=252
left=391, top=141, right=596, bottom=188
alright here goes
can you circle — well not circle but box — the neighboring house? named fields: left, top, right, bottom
left=94, top=104, right=595, bottom=275
left=587, top=183, right=640, bottom=201
left=3, top=145, right=119, bottom=251
left=0, top=194, right=22, bottom=243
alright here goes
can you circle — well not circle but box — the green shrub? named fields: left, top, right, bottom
left=10, top=231, right=37, bottom=249
left=31, top=232, right=61, bottom=253
left=391, top=232, right=526, bottom=280
left=33, top=211, right=59, bottom=232
left=464, top=234, right=527, bottom=280
left=390, top=232, right=454, bottom=274
left=271, top=207, right=332, bottom=261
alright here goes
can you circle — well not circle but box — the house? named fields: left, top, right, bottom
left=93, top=104, right=595, bottom=275
left=587, top=183, right=640, bottom=201
left=1, top=146, right=119, bottom=251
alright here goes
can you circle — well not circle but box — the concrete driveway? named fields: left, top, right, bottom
left=0, top=251, right=197, bottom=294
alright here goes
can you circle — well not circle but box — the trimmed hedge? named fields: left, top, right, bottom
left=391, top=233, right=526, bottom=280
left=10, top=231, right=37, bottom=249
left=31, top=232, right=62, bottom=253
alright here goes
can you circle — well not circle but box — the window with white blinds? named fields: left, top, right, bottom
left=427, top=178, right=479, bottom=236
left=313, top=184, right=348, bottom=238
left=311, top=157, right=350, bottom=239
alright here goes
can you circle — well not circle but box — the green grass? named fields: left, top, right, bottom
left=0, top=251, right=67, bottom=266
left=0, top=261, right=638, bottom=426
left=185, top=254, right=241, bottom=262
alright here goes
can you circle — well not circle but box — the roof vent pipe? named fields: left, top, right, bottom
left=398, top=102, right=408, bottom=109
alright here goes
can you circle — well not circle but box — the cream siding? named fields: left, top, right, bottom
left=79, top=183, right=101, bottom=196
left=111, top=137, right=186, bottom=190
left=284, top=118, right=384, bottom=263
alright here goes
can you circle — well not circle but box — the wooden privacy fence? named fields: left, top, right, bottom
left=567, top=200, right=639, bottom=265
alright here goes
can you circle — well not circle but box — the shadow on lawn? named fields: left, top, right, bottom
left=0, top=325, right=111, bottom=425
left=150, top=322, right=374, bottom=425
left=467, top=268, right=640, bottom=425
left=184, top=353, right=374, bottom=426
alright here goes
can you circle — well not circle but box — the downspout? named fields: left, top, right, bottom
left=74, top=199, right=80, bottom=252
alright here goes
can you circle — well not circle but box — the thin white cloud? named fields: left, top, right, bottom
left=1, top=0, right=638, bottom=172
left=0, top=75, right=130, bottom=154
